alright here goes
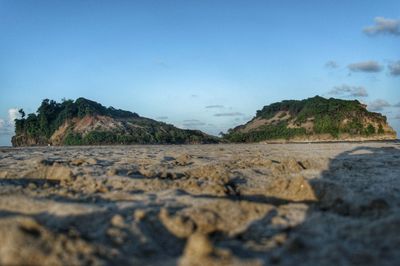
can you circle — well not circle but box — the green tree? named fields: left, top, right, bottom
left=378, top=124, right=384, bottom=134
left=365, top=124, right=375, bottom=136
left=18, top=109, right=25, bottom=119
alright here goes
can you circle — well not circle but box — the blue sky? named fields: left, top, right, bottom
left=0, top=0, right=399, bottom=145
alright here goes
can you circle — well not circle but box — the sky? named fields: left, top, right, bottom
left=0, top=0, right=399, bottom=145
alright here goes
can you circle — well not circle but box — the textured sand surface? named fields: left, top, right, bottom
left=0, top=142, right=400, bottom=265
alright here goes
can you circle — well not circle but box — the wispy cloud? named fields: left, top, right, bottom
left=394, top=114, right=400, bottom=120
left=368, top=99, right=391, bottom=111
left=205, top=105, right=224, bottom=109
left=242, top=116, right=252, bottom=121
left=214, top=112, right=244, bottom=117
left=363, top=17, right=400, bottom=36
left=0, top=119, right=6, bottom=134
left=325, top=60, right=339, bottom=69
left=153, top=59, right=169, bottom=68
left=182, top=119, right=206, bottom=127
left=388, top=61, right=400, bottom=76
left=393, top=102, right=400, bottom=107
left=328, top=84, right=368, bottom=98
left=348, top=61, right=383, bottom=73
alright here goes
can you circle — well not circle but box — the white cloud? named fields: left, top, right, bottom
left=8, top=108, right=19, bottom=124
left=368, top=99, right=391, bottom=111
left=363, top=17, right=400, bottom=36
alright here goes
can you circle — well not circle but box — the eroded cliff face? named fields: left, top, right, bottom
left=12, top=97, right=220, bottom=147
left=224, top=96, right=398, bottom=142
left=11, top=134, right=48, bottom=147
left=11, top=115, right=123, bottom=146
left=47, top=116, right=123, bottom=146
left=12, top=114, right=218, bottom=147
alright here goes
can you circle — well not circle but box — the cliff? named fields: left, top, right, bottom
left=12, top=98, right=218, bottom=146
left=223, top=96, right=397, bottom=142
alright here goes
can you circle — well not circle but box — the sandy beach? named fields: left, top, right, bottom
left=0, top=142, right=399, bottom=265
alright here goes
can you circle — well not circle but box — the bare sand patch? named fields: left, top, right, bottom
left=0, top=142, right=399, bottom=265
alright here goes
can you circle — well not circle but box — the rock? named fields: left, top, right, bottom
left=107, top=168, right=119, bottom=176
left=44, top=163, right=73, bottom=181
left=138, top=166, right=156, bottom=178
left=185, top=209, right=219, bottom=234
left=85, top=158, right=98, bottom=165
left=175, top=154, right=192, bottom=166
left=0, top=171, right=8, bottom=178
left=186, top=164, right=230, bottom=183
left=0, top=217, right=98, bottom=265
left=107, top=227, right=126, bottom=245
left=183, top=233, right=214, bottom=257
left=70, top=158, right=98, bottom=166
left=283, top=158, right=304, bottom=173
left=0, top=218, right=51, bottom=266
left=110, top=215, right=125, bottom=227
left=159, top=208, right=196, bottom=238
left=25, top=160, right=73, bottom=181
left=134, top=209, right=147, bottom=222
left=27, top=182, right=38, bottom=190
left=267, top=175, right=317, bottom=201
left=70, top=158, right=86, bottom=166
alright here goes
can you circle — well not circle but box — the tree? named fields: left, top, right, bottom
left=365, top=124, right=375, bottom=136
left=18, top=109, right=25, bottom=119
left=378, top=124, right=384, bottom=134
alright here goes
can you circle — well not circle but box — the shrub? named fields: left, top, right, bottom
left=365, top=124, right=375, bottom=136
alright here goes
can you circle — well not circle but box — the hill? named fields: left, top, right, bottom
left=223, top=96, right=397, bottom=142
left=12, top=98, right=218, bottom=146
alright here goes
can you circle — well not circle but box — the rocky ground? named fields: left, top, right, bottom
left=0, top=142, right=399, bottom=266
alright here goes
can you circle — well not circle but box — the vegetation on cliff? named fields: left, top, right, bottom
left=12, top=96, right=396, bottom=146
left=12, top=98, right=218, bottom=146
left=223, top=96, right=395, bottom=142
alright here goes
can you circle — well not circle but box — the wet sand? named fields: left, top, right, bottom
left=0, top=142, right=400, bottom=265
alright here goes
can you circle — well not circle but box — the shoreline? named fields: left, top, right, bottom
left=3, top=139, right=399, bottom=149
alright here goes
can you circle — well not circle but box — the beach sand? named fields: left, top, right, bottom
left=0, top=142, right=399, bottom=265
